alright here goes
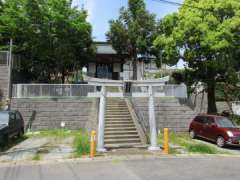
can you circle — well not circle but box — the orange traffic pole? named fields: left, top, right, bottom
left=90, top=130, right=96, bottom=158
left=163, top=128, right=169, bottom=154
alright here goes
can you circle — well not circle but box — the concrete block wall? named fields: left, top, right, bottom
left=131, top=91, right=210, bottom=132
left=0, top=65, right=9, bottom=100
left=216, top=101, right=231, bottom=113
left=131, top=97, right=200, bottom=132
left=11, top=98, right=99, bottom=131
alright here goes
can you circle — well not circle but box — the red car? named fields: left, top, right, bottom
left=189, top=114, right=240, bottom=147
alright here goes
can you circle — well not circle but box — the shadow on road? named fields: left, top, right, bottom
left=0, top=136, right=28, bottom=153
left=196, top=137, right=240, bottom=151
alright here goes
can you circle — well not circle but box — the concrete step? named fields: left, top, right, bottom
left=106, top=109, right=129, bottom=111
left=105, top=143, right=143, bottom=148
left=105, top=123, right=135, bottom=128
left=105, top=134, right=140, bottom=139
left=105, top=138, right=141, bottom=144
left=105, top=117, right=132, bottom=120
left=105, top=121, right=134, bottom=125
left=106, top=110, right=130, bottom=112
left=105, top=114, right=131, bottom=118
left=106, top=108, right=129, bottom=111
left=104, top=130, right=138, bottom=136
left=105, top=127, right=137, bottom=131
left=107, top=103, right=126, bottom=106
left=105, top=114, right=131, bottom=117
left=106, top=105, right=127, bottom=108
left=107, top=101, right=126, bottom=105
left=106, top=106, right=128, bottom=111
left=105, top=119, right=133, bottom=122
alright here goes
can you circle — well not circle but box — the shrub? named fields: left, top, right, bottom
left=73, top=132, right=90, bottom=157
left=186, top=143, right=217, bottom=154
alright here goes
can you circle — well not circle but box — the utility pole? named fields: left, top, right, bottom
left=7, top=38, right=13, bottom=99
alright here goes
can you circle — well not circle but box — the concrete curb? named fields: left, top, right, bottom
left=1, top=153, right=240, bottom=167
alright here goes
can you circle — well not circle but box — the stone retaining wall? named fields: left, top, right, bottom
left=11, top=98, right=99, bottom=131
left=131, top=97, right=199, bottom=132
left=131, top=93, right=231, bottom=132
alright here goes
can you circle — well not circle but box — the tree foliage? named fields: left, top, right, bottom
left=106, top=0, right=157, bottom=80
left=154, top=0, right=240, bottom=113
left=0, top=0, right=94, bottom=83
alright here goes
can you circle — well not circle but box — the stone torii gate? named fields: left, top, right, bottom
left=85, top=76, right=187, bottom=152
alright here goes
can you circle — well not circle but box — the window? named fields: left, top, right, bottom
left=216, top=117, right=235, bottom=128
left=16, top=112, right=22, bottom=121
left=194, top=116, right=204, bottom=123
left=9, top=113, right=15, bottom=127
left=9, top=113, right=15, bottom=121
left=0, top=113, right=9, bottom=125
left=205, top=117, right=214, bottom=125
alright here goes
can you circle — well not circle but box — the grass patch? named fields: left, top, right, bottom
left=26, top=129, right=78, bottom=138
left=159, top=132, right=230, bottom=154
left=32, top=153, right=41, bottom=161
left=27, top=129, right=91, bottom=158
left=186, top=144, right=217, bottom=154
left=73, top=131, right=90, bottom=157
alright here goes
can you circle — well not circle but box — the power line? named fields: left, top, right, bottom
left=153, top=0, right=240, bottom=18
left=152, top=0, right=216, bottom=13
left=153, top=0, right=183, bottom=7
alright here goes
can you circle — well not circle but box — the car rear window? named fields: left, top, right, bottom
left=194, top=116, right=215, bottom=125
left=0, top=112, right=9, bottom=125
left=205, top=117, right=214, bottom=125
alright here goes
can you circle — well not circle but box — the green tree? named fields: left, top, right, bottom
left=106, top=0, right=156, bottom=80
left=0, top=0, right=94, bottom=83
left=154, top=0, right=240, bottom=113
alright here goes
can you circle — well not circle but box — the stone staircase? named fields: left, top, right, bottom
left=0, top=65, right=9, bottom=99
left=104, top=98, right=143, bottom=148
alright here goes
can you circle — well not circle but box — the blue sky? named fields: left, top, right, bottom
left=72, top=0, right=183, bottom=41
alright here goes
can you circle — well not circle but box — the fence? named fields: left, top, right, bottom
left=12, top=84, right=96, bottom=98
left=12, top=83, right=188, bottom=99
left=131, top=84, right=187, bottom=98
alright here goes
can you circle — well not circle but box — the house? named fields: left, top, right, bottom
left=86, top=42, right=163, bottom=80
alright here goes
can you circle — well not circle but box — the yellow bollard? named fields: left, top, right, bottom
left=90, top=130, right=96, bottom=158
left=163, top=128, right=169, bottom=154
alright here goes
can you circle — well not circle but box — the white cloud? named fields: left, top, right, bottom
left=85, top=0, right=96, bottom=22
left=72, top=0, right=96, bottom=22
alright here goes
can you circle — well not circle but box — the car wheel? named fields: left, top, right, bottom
left=216, top=136, right=225, bottom=148
left=189, top=130, right=196, bottom=139
left=4, top=134, right=9, bottom=146
left=18, top=128, right=24, bottom=138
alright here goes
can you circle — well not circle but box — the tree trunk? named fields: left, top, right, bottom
left=132, top=58, right=137, bottom=80
left=207, top=82, right=217, bottom=114
left=61, top=69, right=65, bottom=84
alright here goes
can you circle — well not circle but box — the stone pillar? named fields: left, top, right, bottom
left=148, top=85, right=160, bottom=151
left=137, top=61, right=144, bottom=80
left=97, top=86, right=107, bottom=152
left=16, top=84, right=22, bottom=98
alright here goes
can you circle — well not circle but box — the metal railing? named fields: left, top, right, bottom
left=12, top=83, right=188, bottom=99
left=131, top=84, right=187, bottom=98
left=129, top=98, right=150, bottom=140
left=12, top=84, right=96, bottom=98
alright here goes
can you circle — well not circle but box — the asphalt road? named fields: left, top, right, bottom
left=0, top=156, right=240, bottom=180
